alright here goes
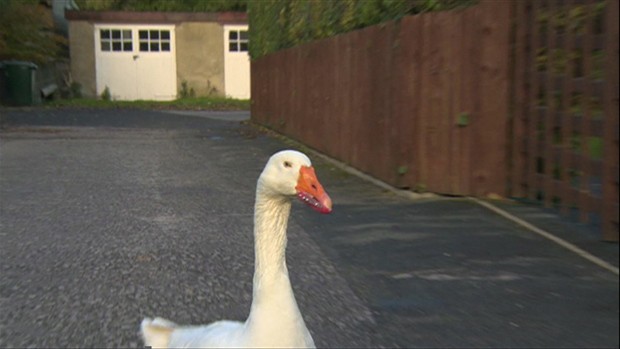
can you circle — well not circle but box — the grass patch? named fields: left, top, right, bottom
left=44, top=97, right=250, bottom=111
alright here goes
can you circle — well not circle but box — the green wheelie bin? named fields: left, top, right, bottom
left=1, top=61, right=38, bottom=106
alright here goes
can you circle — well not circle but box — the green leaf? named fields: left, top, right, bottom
left=456, top=112, right=470, bottom=127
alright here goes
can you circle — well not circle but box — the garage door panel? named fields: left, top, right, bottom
left=224, top=25, right=250, bottom=99
left=95, top=25, right=177, bottom=101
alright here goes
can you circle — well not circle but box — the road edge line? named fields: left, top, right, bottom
left=470, top=197, right=619, bottom=276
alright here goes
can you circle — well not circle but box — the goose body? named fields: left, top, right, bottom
left=141, top=150, right=332, bottom=348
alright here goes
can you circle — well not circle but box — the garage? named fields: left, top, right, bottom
left=66, top=11, right=249, bottom=101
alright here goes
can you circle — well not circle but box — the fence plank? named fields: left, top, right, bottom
left=449, top=8, right=461, bottom=194
left=446, top=9, right=461, bottom=194
left=559, top=0, right=577, bottom=214
left=472, top=0, right=511, bottom=197
left=602, top=0, right=619, bottom=241
left=435, top=11, right=453, bottom=195
left=421, top=12, right=441, bottom=193
left=409, top=15, right=424, bottom=190
left=526, top=0, right=542, bottom=201
left=543, top=0, right=559, bottom=207
left=371, top=25, right=394, bottom=183
left=578, top=0, right=596, bottom=222
left=417, top=13, right=431, bottom=191
left=510, top=0, right=528, bottom=198
left=349, top=29, right=364, bottom=170
left=343, top=34, right=355, bottom=163
left=329, top=36, right=342, bottom=162
left=390, top=17, right=416, bottom=189
left=457, top=6, right=477, bottom=196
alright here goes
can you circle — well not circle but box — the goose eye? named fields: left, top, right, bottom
left=283, top=161, right=292, bottom=168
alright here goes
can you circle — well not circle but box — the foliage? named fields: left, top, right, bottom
left=179, top=81, right=196, bottom=98
left=74, top=0, right=247, bottom=12
left=70, top=82, right=83, bottom=99
left=0, top=0, right=68, bottom=64
left=101, top=86, right=111, bottom=101
left=248, top=0, right=477, bottom=59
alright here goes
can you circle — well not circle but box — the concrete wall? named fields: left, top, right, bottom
left=68, top=21, right=97, bottom=97
left=176, top=22, right=225, bottom=97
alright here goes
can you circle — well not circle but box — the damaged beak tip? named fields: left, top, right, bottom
left=322, top=193, right=333, bottom=214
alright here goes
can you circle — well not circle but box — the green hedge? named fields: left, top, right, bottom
left=75, top=0, right=247, bottom=12
left=0, top=0, right=67, bottom=64
left=248, top=0, right=477, bottom=59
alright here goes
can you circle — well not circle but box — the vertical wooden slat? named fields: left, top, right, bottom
left=349, top=29, right=363, bottom=170
left=410, top=15, right=424, bottom=189
left=426, top=11, right=453, bottom=195
left=279, top=50, right=290, bottom=134
left=250, top=60, right=257, bottom=121
left=266, top=54, right=275, bottom=128
left=280, top=50, right=296, bottom=134
left=436, top=11, right=453, bottom=194
left=543, top=0, right=558, bottom=207
left=345, top=31, right=355, bottom=166
left=307, top=45, right=320, bottom=147
left=385, top=23, right=399, bottom=184
left=370, top=24, right=393, bottom=182
left=291, top=47, right=302, bottom=139
left=389, top=18, right=415, bottom=189
left=330, top=35, right=342, bottom=162
left=472, top=0, right=511, bottom=197
left=579, top=0, right=596, bottom=222
left=602, top=0, right=619, bottom=241
left=511, top=0, right=528, bottom=198
left=458, top=5, right=478, bottom=196
left=527, top=0, right=542, bottom=201
left=559, top=0, right=577, bottom=214
left=447, top=9, right=461, bottom=194
left=417, top=13, right=431, bottom=191
left=340, top=32, right=353, bottom=165
left=257, top=56, right=267, bottom=124
left=360, top=26, right=376, bottom=177
left=251, top=59, right=261, bottom=122
left=443, top=11, right=456, bottom=195
left=320, top=38, right=336, bottom=155
left=273, top=52, right=280, bottom=127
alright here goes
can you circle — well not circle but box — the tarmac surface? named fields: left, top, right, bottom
left=0, top=108, right=618, bottom=348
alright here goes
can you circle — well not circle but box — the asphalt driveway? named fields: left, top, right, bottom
left=0, top=108, right=618, bottom=348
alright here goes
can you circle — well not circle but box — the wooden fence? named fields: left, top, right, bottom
left=252, top=1, right=511, bottom=197
left=251, top=0, right=619, bottom=241
left=510, top=0, right=618, bottom=241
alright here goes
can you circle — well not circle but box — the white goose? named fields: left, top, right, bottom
left=141, top=150, right=332, bottom=348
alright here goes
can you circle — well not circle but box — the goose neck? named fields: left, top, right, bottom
left=253, top=189, right=291, bottom=281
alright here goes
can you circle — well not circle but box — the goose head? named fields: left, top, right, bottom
left=258, top=150, right=332, bottom=214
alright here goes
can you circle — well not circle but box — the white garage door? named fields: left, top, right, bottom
left=95, top=25, right=177, bottom=101
left=224, top=25, right=250, bottom=99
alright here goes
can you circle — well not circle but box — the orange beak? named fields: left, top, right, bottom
left=295, top=166, right=332, bottom=214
